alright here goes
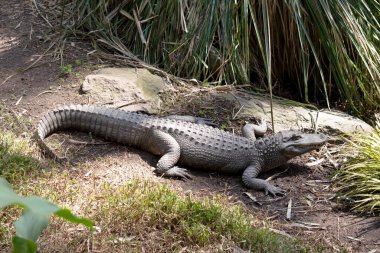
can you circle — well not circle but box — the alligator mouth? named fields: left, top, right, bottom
left=284, top=143, right=324, bottom=157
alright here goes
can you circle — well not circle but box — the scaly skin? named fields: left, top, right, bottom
left=35, top=104, right=327, bottom=196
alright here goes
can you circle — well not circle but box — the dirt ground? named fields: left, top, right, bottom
left=1, top=0, right=379, bottom=252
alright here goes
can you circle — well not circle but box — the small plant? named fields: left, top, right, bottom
left=0, top=177, right=93, bottom=253
left=74, top=59, right=81, bottom=66
left=60, top=64, right=73, bottom=75
left=60, top=60, right=82, bottom=77
left=335, top=130, right=380, bottom=215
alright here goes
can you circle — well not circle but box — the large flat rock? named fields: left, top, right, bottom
left=226, top=91, right=373, bottom=133
left=81, top=68, right=166, bottom=113
left=81, top=67, right=373, bottom=134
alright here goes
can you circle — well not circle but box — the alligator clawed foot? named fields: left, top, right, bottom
left=265, top=184, right=286, bottom=197
left=163, top=166, right=192, bottom=180
left=194, top=117, right=218, bottom=127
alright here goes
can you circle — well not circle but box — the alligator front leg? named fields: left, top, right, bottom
left=242, top=119, right=267, bottom=140
left=150, top=129, right=191, bottom=179
left=242, top=163, right=286, bottom=196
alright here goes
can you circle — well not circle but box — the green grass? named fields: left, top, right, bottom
left=90, top=181, right=309, bottom=252
left=335, top=130, right=380, bottom=215
left=0, top=132, right=40, bottom=183
left=0, top=104, right=41, bottom=183
left=39, top=0, right=380, bottom=117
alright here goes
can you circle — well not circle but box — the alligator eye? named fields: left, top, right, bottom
left=291, top=135, right=302, bottom=141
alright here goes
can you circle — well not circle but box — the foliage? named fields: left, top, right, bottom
left=335, top=130, right=380, bottom=215
left=0, top=177, right=93, bottom=253
left=40, top=0, right=380, bottom=116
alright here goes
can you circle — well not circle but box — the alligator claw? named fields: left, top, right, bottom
left=163, top=166, right=192, bottom=179
left=265, top=184, right=286, bottom=196
left=194, top=117, right=218, bottom=127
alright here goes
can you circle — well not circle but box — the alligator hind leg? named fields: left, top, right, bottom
left=242, top=118, right=267, bottom=140
left=150, top=129, right=192, bottom=179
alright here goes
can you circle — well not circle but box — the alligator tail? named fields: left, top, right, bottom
left=35, top=104, right=97, bottom=163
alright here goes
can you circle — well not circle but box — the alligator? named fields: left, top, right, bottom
left=35, top=104, right=327, bottom=196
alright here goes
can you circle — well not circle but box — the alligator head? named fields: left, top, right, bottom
left=254, top=130, right=327, bottom=172
left=279, top=130, right=327, bottom=159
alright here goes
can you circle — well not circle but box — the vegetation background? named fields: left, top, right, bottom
left=53, top=0, right=380, bottom=118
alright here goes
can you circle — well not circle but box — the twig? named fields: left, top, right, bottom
left=286, top=198, right=292, bottom=220
left=29, top=24, right=34, bottom=41
left=133, top=9, right=147, bottom=45
left=23, top=42, right=56, bottom=71
left=266, top=167, right=289, bottom=181
left=15, top=96, right=23, bottom=106
left=232, top=105, right=244, bottom=120
left=7, top=108, right=29, bottom=132
left=268, top=228, right=294, bottom=239
left=346, top=236, right=361, bottom=242
left=305, top=158, right=325, bottom=167
left=67, top=139, right=109, bottom=145
left=15, top=21, right=22, bottom=29
left=1, top=74, right=16, bottom=86
left=243, top=192, right=262, bottom=206
left=115, top=100, right=148, bottom=109
left=36, top=90, right=58, bottom=97
left=31, top=0, right=53, bottom=27
left=290, top=222, right=326, bottom=230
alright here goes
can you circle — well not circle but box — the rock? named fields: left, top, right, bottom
left=220, top=91, right=373, bottom=134
left=82, top=67, right=372, bottom=134
left=81, top=68, right=166, bottom=113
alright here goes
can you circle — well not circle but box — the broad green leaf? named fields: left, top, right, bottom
left=19, top=196, right=60, bottom=216
left=12, top=236, right=37, bottom=253
left=0, top=177, right=21, bottom=208
left=0, top=177, right=93, bottom=251
left=15, top=209, right=51, bottom=242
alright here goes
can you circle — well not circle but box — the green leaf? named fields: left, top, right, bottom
left=55, top=209, right=94, bottom=230
left=15, top=209, right=51, bottom=242
left=12, top=236, right=37, bottom=253
left=0, top=177, right=93, bottom=249
left=0, top=177, right=21, bottom=208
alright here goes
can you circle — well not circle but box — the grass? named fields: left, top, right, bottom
left=0, top=132, right=39, bottom=183
left=36, top=0, right=380, bottom=117
left=86, top=181, right=309, bottom=252
left=0, top=105, right=40, bottom=183
left=335, top=130, right=380, bottom=215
